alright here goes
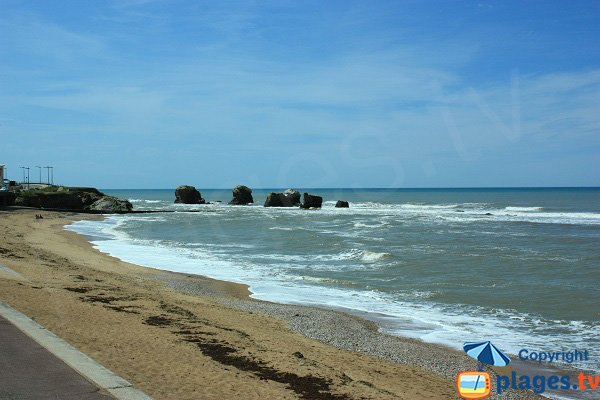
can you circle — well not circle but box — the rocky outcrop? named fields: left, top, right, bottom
left=264, top=193, right=284, bottom=207
left=283, top=189, right=301, bottom=206
left=15, top=187, right=102, bottom=209
left=301, top=193, right=322, bottom=209
left=229, top=185, right=253, bottom=205
left=264, top=189, right=301, bottom=207
left=86, top=196, right=133, bottom=213
left=14, top=186, right=133, bottom=213
left=335, top=200, right=349, bottom=208
left=175, top=185, right=205, bottom=204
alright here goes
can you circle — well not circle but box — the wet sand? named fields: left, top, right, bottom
left=0, top=208, right=544, bottom=399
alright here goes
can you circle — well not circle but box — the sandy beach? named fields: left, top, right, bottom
left=0, top=208, right=545, bottom=399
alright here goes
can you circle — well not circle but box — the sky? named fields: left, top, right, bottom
left=1, top=0, right=599, bottom=188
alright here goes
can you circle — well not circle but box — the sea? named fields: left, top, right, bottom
left=66, top=188, right=600, bottom=373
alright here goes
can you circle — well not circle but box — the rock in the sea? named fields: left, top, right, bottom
left=264, top=189, right=301, bottom=207
left=335, top=200, right=349, bottom=208
left=86, top=196, right=133, bottom=213
left=174, top=185, right=205, bottom=204
left=264, top=192, right=284, bottom=207
left=229, top=185, right=254, bottom=205
left=283, top=189, right=301, bottom=206
left=301, top=193, right=322, bottom=209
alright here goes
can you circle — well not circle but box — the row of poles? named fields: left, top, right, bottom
left=18, top=166, right=54, bottom=188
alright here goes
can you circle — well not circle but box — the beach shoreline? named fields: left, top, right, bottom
left=0, top=208, right=547, bottom=399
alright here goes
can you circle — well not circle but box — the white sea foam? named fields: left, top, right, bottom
left=358, top=250, right=392, bottom=263
left=408, top=207, right=600, bottom=226
left=317, top=249, right=392, bottom=264
left=400, top=203, right=460, bottom=210
left=244, top=249, right=392, bottom=266
left=348, top=202, right=600, bottom=225
left=201, top=243, right=256, bottom=249
left=505, top=206, right=543, bottom=211
left=193, top=199, right=600, bottom=226
left=128, top=199, right=162, bottom=203
left=353, top=221, right=388, bottom=229
left=120, top=215, right=168, bottom=223
left=494, top=210, right=600, bottom=225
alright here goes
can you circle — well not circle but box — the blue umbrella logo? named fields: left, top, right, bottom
left=463, top=341, right=511, bottom=370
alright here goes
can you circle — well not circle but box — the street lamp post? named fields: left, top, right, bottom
left=50, top=167, right=54, bottom=185
left=19, top=166, right=30, bottom=188
left=36, top=166, right=42, bottom=184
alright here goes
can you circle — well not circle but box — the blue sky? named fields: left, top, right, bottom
left=1, top=0, right=599, bottom=188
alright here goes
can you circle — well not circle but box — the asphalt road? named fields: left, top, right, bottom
left=0, top=315, right=114, bottom=400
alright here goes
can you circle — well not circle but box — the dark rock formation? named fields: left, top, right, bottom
left=15, top=187, right=102, bottom=209
left=229, top=185, right=253, bottom=205
left=86, top=196, right=133, bottom=213
left=0, top=191, right=16, bottom=207
left=264, top=192, right=284, bottom=207
left=283, top=189, right=301, bottom=206
left=335, top=200, right=349, bottom=208
left=14, top=186, right=133, bottom=213
left=175, top=185, right=205, bottom=204
left=264, top=189, right=301, bottom=207
left=301, top=193, right=322, bottom=209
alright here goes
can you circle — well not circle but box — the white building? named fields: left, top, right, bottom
left=0, top=164, right=5, bottom=190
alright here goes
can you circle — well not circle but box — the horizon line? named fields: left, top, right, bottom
left=99, top=186, right=600, bottom=190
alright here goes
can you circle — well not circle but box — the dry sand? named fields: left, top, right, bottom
left=0, top=208, right=543, bottom=399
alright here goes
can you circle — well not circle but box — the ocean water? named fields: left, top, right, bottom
left=67, top=188, right=600, bottom=372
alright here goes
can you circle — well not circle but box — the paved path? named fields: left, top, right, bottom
left=0, top=315, right=114, bottom=400
left=0, top=302, right=152, bottom=400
